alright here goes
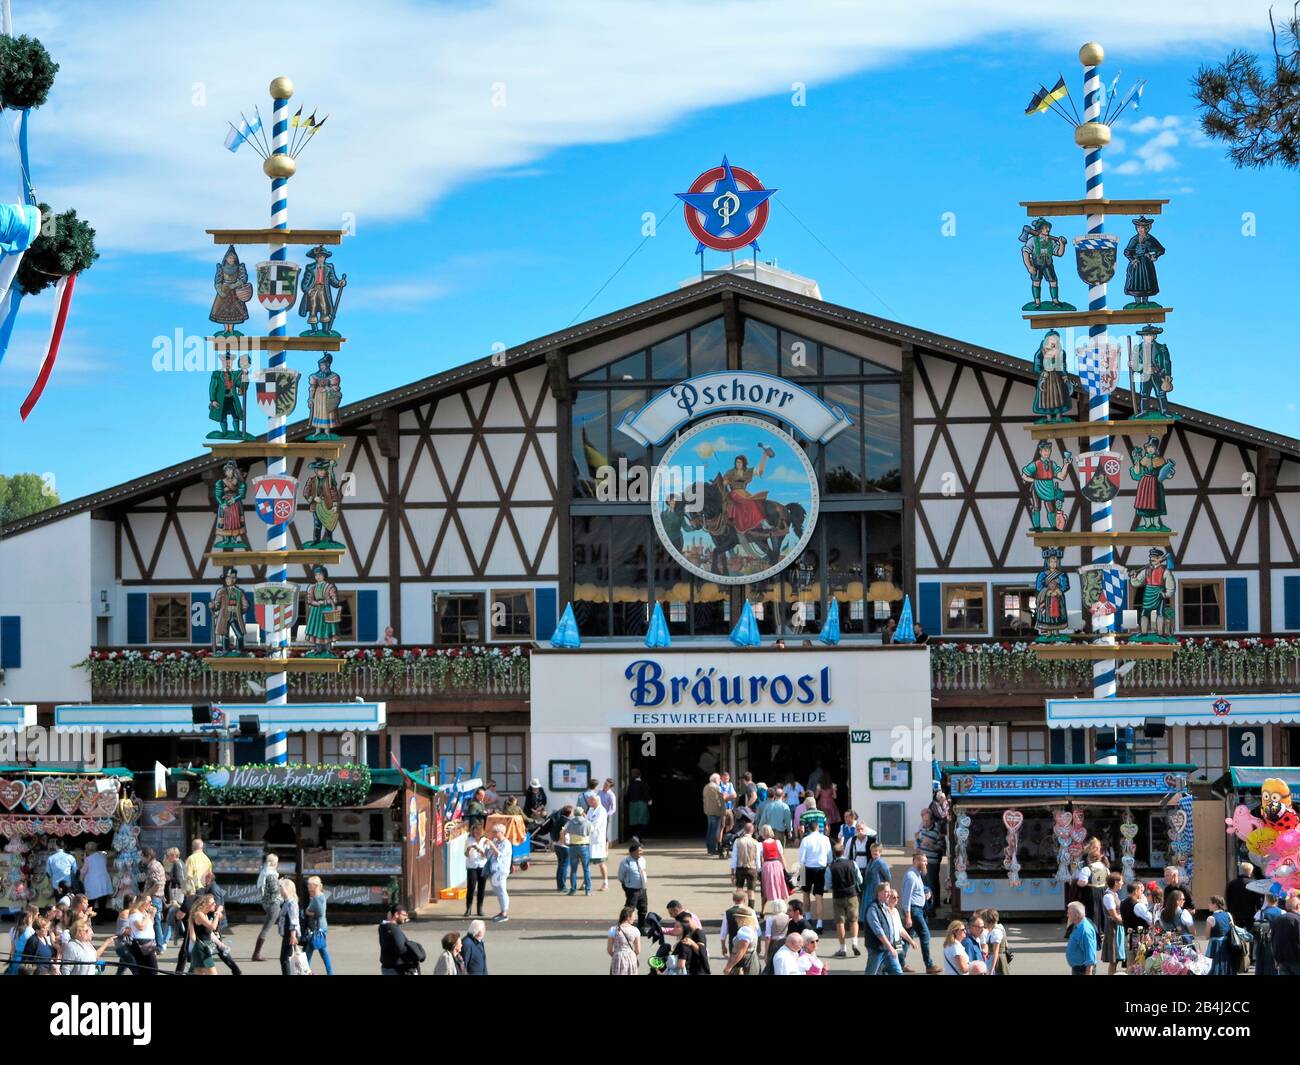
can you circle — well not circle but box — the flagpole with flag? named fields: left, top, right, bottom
left=263, top=76, right=295, bottom=766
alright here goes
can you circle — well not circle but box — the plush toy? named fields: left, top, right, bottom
left=1261, top=778, right=1299, bottom=832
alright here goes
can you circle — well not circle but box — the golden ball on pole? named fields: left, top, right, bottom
left=1078, top=41, right=1104, bottom=66
left=270, top=76, right=295, bottom=99
left=263, top=154, right=297, bottom=179
left=1074, top=121, right=1111, bottom=149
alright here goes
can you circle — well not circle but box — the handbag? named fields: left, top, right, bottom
left=289, top=945, right=312, bottom=976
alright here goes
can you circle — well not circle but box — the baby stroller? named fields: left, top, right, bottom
left=644, top=912, right=674, bottom=975
left=528, top=809, right=561, bottom=856
left=720, top=806, right=755, bottom=858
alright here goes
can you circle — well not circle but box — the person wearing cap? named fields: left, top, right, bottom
left=298, top=243, right=347, bottom=335
left=617, top=841, right=649, bottom=932
left=524, top=778, right=547, bottom=819
left=564, top=805, right=592, bottom=896
left=305, top=352, right=342, bottom=440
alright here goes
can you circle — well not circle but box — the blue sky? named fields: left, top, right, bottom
left=0, top=1, right=1296, bottom=502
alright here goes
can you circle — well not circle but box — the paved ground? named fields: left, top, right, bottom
left=112, top=841, right=1108, bottom=975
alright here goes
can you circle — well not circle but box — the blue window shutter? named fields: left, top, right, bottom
left=1224, top=578, right=1248, bottom=632
left=1284, top=576, right=1300, bottom=631
left=1228, top=726, right=1265, bottom=767
left=0, top=617, right=20, bottom=668
left=127, top=593, right=147, bottom=644
left=1071, top=729, right=1087, bottom=765
left=234, top=736, right=266, bottom=765
left=190, top=593, right=211, bottom=645
left=919, top=582, right=941, bottom=634
left=535, top=587, right=557, bottom=641
left=1049, top=730, right=1066, bottom=763
left=400, top=734, right=433, bottom=771
left=356, top=590, right=378, bottom=643
left=365, top=735, right=381, bottom=769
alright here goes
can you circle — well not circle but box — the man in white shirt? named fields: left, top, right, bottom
left=901, top=852, right=939, bottom=973
left=798, top=823, right=833, bottom=930
left=772, top=931, right=810, bottom=975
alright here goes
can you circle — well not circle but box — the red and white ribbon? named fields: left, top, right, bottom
left=18, top=270, right=75, bottom=421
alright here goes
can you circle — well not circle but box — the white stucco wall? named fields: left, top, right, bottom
left=0, top=513, right=94, bottom=702
left=530, top=646, right=933, bottom=836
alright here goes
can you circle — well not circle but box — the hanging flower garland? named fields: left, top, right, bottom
left=194, top=762, right=371, bottom=807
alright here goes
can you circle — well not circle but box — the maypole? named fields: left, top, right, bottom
left=1019, top=45, right=1179, bottom=783
left=1078, top=44, right=1117, bottom=703
left=264, top=76, right=294, bottom=765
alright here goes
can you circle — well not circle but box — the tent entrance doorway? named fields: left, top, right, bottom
left=618, top=731, right=724, bottom=840
left=735, top=729, right=851, bottom=821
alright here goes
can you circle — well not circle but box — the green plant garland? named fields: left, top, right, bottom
left=17, top=203, right=99, bottom=296
left=0, top=35, right=58, bottom=110
left=195, top=762, right=371, bottom=807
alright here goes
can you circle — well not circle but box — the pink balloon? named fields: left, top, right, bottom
left=1270, top=829, right=1300, bottom=855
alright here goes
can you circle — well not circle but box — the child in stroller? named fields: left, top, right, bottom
left=720, top=806, right=756, bottom=858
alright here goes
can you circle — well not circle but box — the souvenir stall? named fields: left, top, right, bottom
left=433, top=774, right=482, bottom=902
left=174, top=764, right=409, bottom=913
left=1221, top=767, right=1300, bottom=898
left=941, top=763, right=1194, bottom=915
left=0, top=767, right=135, bottom=911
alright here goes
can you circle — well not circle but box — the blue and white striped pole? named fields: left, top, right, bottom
left=1079, top=44, right=1117, bottom=706
left=264, top=76, right=294, bottom=765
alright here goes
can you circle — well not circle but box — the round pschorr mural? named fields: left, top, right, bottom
left=651, top=414, right=819, bottom=585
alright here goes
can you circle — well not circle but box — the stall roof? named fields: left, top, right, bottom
left=942, top=763, right=1195, bottom=807
left=1216, top=767, right=1300, bottom=792
left=1045, top=693, right=1300, bottom=729
left=53, top=702, right=387, bottom=735
left=0, top=765, right=133, bottom=778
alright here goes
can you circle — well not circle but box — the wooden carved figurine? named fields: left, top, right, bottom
left=305, top=353, right=342, bottom=441
left=212, top=460, right=247, bottom=550
left=210, top=566, right=250, bottom=656
left=1122, top=216, right=1165, bottom=310
left=1129, top=435, right=1176, bottom=532
left=298, top=245, right=347, bottom=337
left=1021, top=439, right=1072, bottom=530
left=1034, top=548, right=1071, bottom=643
left=304, top=564, right=340, bottom=657
left=207, top=352, right=254, bottom=441
left=1128, top=325, right=1177, bottom=419
left=1031, top=330, right=1075, bottom=423
left=209, top=245, right=253, bottom=336
left=1129, top=546, right=1176, bottom=643
left=301, top=458, right=344, bottom=549
left=1018, top=218, right=1075, bottom=311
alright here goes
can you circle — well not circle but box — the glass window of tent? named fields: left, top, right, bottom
left=296, top=589, right=356, bottom=642
left=1008, top=727, right=1047, bottom=765
left=490, top=589, right=534, bottom=641
left=489, top=733, right=526, bottom=796
left=319, top=734, right=342, bottom=764
left=148, top=594, right=189, bottom=643
left=1179, top=580, right=1224, bottom=630
left=286, top=734, right=306, bottom=762
left=434, top=592, right=484, bottom=645
left=1187, top=727, right=1226, bottom=783
left=996, top=585, right=1037, bottom=639
left=943, top=584, right=986, bottom=634
left=1132, top=730, right=1171, bottom=765
left=436, top=732, right=473, bottom=779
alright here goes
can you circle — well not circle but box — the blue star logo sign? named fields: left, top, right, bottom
left=676, top=157, right=777, bottom=253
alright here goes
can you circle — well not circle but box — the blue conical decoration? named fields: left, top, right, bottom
left=645, top=602, right=671, bottom=648
left=895, top=595, right=915, bottom=643
left=729, top=600, right=761, bottom=647
left=819, top=598, right=841, bottom=645
left=550, top=602, right=581, bottom=648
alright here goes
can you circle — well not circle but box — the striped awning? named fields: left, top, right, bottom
left=1045, top=693, right=1300, bottom=729
left=53, top=702, right=386, bottom=735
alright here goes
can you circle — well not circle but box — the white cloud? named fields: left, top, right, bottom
left=1109, top=114, right=1209, bottom=174
left=22, top=1, right=1270, bottom=254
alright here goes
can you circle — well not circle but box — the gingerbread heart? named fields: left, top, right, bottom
left=1053, top=810, right=1072, bottom=828
left=19, top=780, right=42, bottom=812
left=1002, top=810, right=1024, bottom=832
left=54, top=778, right=81, bottom=814
left=1070, top=826, right=1087, bottom=844
left=0, top=779, right=23, bottom=811
left=1120, top=822, right=1139, bottom=839
left=0, top=819, right=13, bottom=837
left=118, top=797, right=140, bottom=823
left=78, top=780, right=99, bottom=813
left=34, top=785, right=56, bottom=815
left=1167, top=809, right=1188, bottom=837
left=93, top=790, right=118, bottom=817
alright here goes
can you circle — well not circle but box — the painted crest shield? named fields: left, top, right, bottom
left=1078, top=562, right=1128, bottom=621
left=250, top=474, right=298, bottom=525
left=1076, top=340, right=1120, bottom=398
left=254, top=368, right=300, bottom=417
left=1072, top=234, right=1118, bottom=286
left=256, top=261, right=301, bottom=310
left=1074, top=449, right=1124, bottom=504
left=253, top=581, right=299, bottom=635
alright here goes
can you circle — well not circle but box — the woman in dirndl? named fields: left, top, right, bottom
left=1205, top=896, right=1240, bottom=976
left=758, top=825, right=789, bottom=907
left=1099, top=871, right=1126, bottom=975
left=608, top=907, right=640, bottom=975
left=304, top=564, right=340, bottom=657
